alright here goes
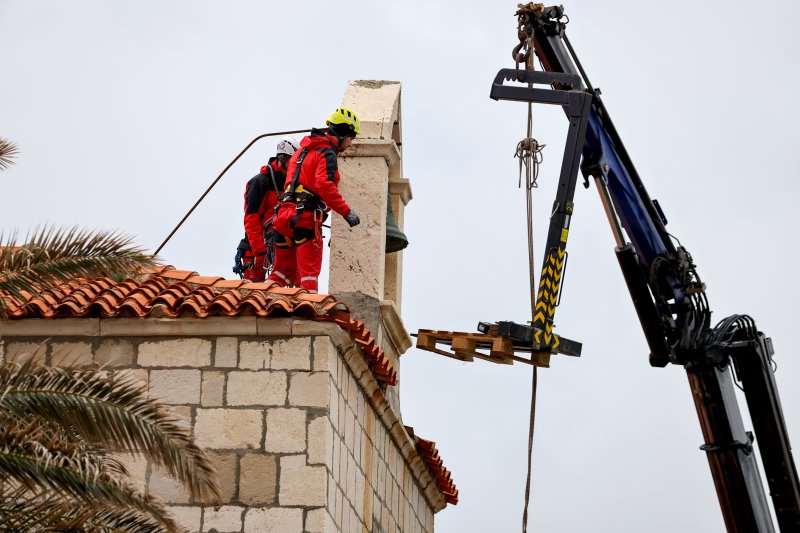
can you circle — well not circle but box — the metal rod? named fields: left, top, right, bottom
left=593, top=175, right=626, bottom=249
left=154, top=128, right=315, bottom=256
left=563, top=33, right=595, bottom=94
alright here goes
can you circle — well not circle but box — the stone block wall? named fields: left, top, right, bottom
left=324, top=337, right=434, bottom=533
left=0, top=320, right=441, bottom=532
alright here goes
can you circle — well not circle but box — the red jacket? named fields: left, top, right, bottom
left=243, top=158, right=285, bottom=255
left=276, top=129, right=350, bottom=231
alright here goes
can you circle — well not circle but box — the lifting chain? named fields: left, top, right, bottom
left=512, top=3, right=541, bottom=82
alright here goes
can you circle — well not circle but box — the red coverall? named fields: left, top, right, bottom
left=268, top=129, right=351, bottom=293
left=241, top=158, right=286, bottom=281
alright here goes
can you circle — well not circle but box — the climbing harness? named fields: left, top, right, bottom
left=279, top=149, right=326, bottom=213
left=275, top=147, right=332, bottom=249
left=233, top=161, right=285, bottom=279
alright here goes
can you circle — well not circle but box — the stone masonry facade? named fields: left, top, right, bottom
left=0, top=318, right=443, bottom=532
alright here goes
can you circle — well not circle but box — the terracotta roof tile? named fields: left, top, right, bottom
left=263, top=285, right=305, bottom=296
left=158, top=269, right=197, bottom=281
left=210, top=279, right=248, bottom=289
left=0, top=266, right=397, bottom=386
left=239, top=280, right=279, bottom=291
left=139, top=265, right=174, bottom=276
left=295, top=292, right=336, bottom=303
left=405, top=426, right=458, bottom=505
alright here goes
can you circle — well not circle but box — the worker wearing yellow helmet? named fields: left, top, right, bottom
left=267, top=107, right=361, bottom=293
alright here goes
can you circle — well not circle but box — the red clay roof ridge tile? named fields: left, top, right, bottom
left=1, top=265, right=395, bottom=386
left=404, top=426, right=459, bottom=505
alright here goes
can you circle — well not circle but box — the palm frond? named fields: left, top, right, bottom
left=0, top=137, right=19, bottom=170
left=0, top=226, right=158, bottom=319
left=0, top=361, right=220, bottom=502
left=0, top=408, right=183, bottom=532
left=0, top=449, right=179, bottom=531
left=0, top=500, right=180, bottom=533
left=83, top=506, right=182, bottom=533
left=0, top=497, right=101, bottom=532
left=0, top=500, right=82, bottom=532
left=0, top=409, right=131, bottom=481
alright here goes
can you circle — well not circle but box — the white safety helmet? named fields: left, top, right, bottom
left=276, top=136, right=299, bottom=157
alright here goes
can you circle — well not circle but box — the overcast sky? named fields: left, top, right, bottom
left=2, top=1, right=799, bottom=531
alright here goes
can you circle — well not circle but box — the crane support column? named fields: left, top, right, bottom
left=688, top=362, right=775, bottom=532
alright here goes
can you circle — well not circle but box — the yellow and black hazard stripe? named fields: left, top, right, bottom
left=532, top=244, right=566, bottom=350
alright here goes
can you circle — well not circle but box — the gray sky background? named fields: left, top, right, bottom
left=2, top=1, right=799, bottom=531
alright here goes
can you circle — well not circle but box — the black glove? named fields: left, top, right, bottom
left=344, top=209, right=360, bottom=228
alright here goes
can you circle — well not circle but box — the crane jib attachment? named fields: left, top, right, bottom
left=489, top=4, right=800, bottom=532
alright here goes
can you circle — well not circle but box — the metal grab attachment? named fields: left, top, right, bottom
left=490, top=67, right=593, bottom=352
left=415, top=68, right=592, bottom=365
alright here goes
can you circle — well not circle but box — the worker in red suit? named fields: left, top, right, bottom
left=237, top=136, right=300, bottom=281
left=267, top=107, right=361, bottom=293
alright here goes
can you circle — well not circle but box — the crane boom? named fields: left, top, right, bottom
left=488, top=4, right=800, bottom=531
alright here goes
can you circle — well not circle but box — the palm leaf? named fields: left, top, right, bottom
left=0, top=500, right=180, bottom=533
left=0, top=450, right=180, bottom=531
left=0, top=361, right=219, bottom=502
left=0, top=226, right=158, bottom=318
left=81, top=506, right=181, bottom=533
left=0, top=137, right=19, bottom=170
left=0, top=410, right=184, bottom=532
left=0, top=409, right=131, bottom=482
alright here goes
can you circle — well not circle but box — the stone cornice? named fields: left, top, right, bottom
left=342, top=139, right=402, bottom=180
left=389, top=178, right=413, bottom=205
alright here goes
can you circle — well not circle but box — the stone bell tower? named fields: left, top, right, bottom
left=328, top=81, right=412, bottom=402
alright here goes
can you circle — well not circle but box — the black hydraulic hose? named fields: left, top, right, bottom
left=562, top=33, right=595, bottom=94
left=154, top=128, right=316, bottom=256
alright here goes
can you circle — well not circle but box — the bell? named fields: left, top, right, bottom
left=385, top=190, right=409, bottom=253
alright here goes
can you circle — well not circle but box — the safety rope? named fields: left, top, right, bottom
left=512, top=14, right=545, bottom=532
left=520, top=107, right=542, bottom=533
left=154, top=128, right=315, bottom=256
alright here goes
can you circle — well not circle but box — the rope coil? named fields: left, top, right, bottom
left=515, top=138, right=545, bottom=189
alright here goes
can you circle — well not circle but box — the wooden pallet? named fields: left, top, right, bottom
left=415, top=329, right=551, bottom=368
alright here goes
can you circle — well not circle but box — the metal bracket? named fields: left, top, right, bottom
left=492, top=321, right=582, bottom=357
left=490, top=68, right=587, bottom=110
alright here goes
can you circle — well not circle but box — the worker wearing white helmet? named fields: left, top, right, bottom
left=234, top=136, right=300, bottom=282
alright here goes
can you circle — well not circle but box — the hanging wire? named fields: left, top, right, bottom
left=513, top=23, right=546, bottom=533
left=154, top=128, right=314, bottom=256
left=520, top=108, right=541, bottom=533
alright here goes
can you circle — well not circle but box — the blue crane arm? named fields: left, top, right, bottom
left=584, top=112, right=670, bottom=269
left=487, top=5, right=800, bottom=532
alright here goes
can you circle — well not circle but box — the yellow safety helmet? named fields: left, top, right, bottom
left=326, top=107, right=360, bottom=137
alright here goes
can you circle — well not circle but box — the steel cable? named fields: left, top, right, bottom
left=516, top=29, right=544, bottom=533
left=154, top=128, right=315, bottom=256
